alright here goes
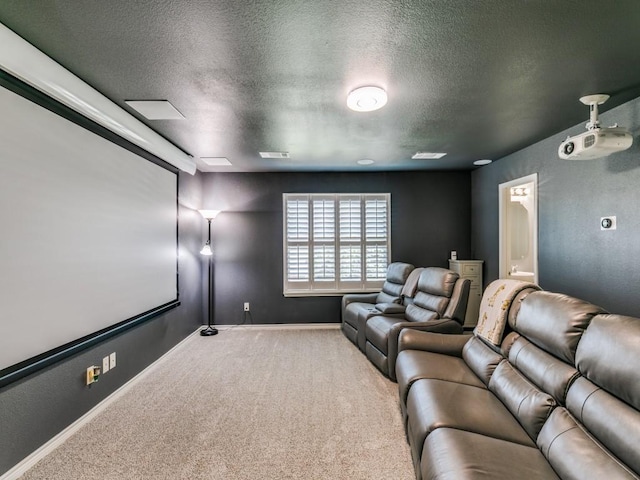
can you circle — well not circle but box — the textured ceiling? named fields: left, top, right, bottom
left=1, top=1, right=640, bottom=172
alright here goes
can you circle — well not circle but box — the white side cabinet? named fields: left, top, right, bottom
left=448, top=260, right=484, bottom=329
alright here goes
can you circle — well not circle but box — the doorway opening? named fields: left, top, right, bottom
left=499, top=174, right=538, bottom=284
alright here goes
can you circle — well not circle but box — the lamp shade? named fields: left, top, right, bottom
left=198, top=209, right=221, bottom=220
left=200, top=243, right=213, bottom=256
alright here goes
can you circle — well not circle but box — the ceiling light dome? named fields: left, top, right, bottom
left=347, top=86, right=387, bottom=112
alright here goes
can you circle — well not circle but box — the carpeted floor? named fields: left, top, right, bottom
left=20, top=327, right=415, bottom=479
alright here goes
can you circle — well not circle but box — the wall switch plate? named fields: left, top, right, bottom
left=102, top=356, right=110, bottom=374
left=601, top=216, right=617, bottom=230
left=244, top=302, right=250, bottom=311
left=109, top=352, right=116, bottom=369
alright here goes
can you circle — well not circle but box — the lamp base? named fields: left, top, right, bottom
left=200, top=326, right=219, bottom=336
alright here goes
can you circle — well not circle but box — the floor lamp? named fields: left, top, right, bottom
left=198, top=209, right=221, bottom=336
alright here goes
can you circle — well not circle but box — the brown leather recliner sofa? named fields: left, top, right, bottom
left=364, top=267, right=470, bottom=381
left=395, top=289, right=640, bottom=480
left=341, top=262, right=415, bottom=351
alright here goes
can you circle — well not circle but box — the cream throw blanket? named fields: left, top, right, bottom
left=474, top=279, right=540, bottom=346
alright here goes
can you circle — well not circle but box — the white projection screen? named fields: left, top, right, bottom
left=0, top=84, right=178, bottom=380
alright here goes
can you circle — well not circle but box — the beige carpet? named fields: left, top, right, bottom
left=20, top=327, right=415, bottom=479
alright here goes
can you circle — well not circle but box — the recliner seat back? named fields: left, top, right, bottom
left=538, top=313, right=640, bottom=478
left=376, top=262, right=415, bottom=304
left=484, top=291, right=604, bottom=443
left=405, top=268, right=459, bottom=323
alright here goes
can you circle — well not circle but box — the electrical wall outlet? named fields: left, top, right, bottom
left=102, top=356, right=110, bottom=374
left=109, top=352, right=116, bottom=369
left=86, top=365, right=101, bottom=385
left=244, top=302, right=250, bottom=312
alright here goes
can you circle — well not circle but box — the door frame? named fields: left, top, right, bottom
left=498, top=173, right=538, bottom=284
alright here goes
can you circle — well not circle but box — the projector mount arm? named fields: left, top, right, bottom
left=580, top=94, right=609, bottom=130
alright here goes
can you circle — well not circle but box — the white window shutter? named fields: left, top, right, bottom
left=284, top=193, right=390, bottom=296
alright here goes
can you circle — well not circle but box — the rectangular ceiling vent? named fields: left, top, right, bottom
left=412, top=152, right=447, bottom=160
left=200, top=157, right=232, bottom=166
left=259, top=151, right=290, bottom=159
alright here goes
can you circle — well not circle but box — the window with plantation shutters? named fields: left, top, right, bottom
left=283, top=193, right=391, bottom=296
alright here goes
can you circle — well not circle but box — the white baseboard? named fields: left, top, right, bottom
left=214, top=323, right=340, bottom=330
left=1, top=323, right=341, bottom=479
left=0, top=328, right=202, bottom=480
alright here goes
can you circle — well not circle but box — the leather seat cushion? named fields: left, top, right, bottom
left=396, top=350, right=486, bottom=409
left=422, top=428, right=560, bottom=480
left=365, top=315, right=400, bottom=354
left=344, top=302, right=377, bottom=328
left=406, top=378, right=535, bottom=465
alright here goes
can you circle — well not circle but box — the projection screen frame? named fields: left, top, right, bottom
left=0, top=70, right=181, bottom=389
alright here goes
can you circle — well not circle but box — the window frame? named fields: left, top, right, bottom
left=283, top=193, right=391, bottom=297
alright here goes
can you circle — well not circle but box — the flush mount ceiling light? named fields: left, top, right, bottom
left=473, top=159, right=493, bottom=166
left=357, top=159, right=375, bottom=165
left=412, top=152, right=447, bottom=160
left=201, top=157, right=232, bottom=166
left=347, top=86, right=388, bottom=112
left=259, top=151, right=290, bottom=159
left=124, top=100, right=185, bottom=120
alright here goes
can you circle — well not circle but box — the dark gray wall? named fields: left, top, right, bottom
left=201, top=171, right=471, bottom=325
left=0, top=171, right=204, bottom=476
left=471, top=96, right=640, bottom=316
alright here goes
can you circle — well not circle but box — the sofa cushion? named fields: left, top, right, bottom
left=406, top=378, right=535, bottom=466
left=376, top=290, right=401, bottom=304
left=461, top=336, right=505, bottom=386
left=510, top=291, right=605, bottom=364
left=422, top=428, right=560, bottom=480
left=538, top=407, right=639, bottom=480
left=396, top=350, right=486, bottom=418
left=386, top=261, right=415, bottom=284
left=564, top=377, right=640, bottom=476
left=365, top=315, right=400, bottom=354
left=418, top=267, right=458, bottom=296
left=343, top=302, right=377, bottom=328
left=488, top=360, right=556, bottom=440
left=376, top=262, right=414, bottom=303
left=404, top=302, right=440, bottom=323
left=575, top=314, right=640, bottom=411
left=403, top=267, right=458, bottom=320
left=508, top=335, right=580, bottom=404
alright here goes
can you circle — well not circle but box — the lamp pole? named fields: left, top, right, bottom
left=198, top=210, right=220, bottom=336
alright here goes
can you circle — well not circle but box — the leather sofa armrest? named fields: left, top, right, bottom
left=342, top=292, right=379, bottom=309
left=397, top=329, right=473, bottom=356
left=375, top=303, right=406, bottom=314
left=387, top=320, right=465, bottom=381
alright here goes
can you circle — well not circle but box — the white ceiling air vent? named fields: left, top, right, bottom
left=201, top=157, right=232, bottom=166
left=412, top=152, right=447, bottom=159
left=124, top=100, right=185, bottom=120
left=259, top=151, right=290, bottom=159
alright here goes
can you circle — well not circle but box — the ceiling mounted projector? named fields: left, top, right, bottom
left=558, top=94, right=633, bottom=160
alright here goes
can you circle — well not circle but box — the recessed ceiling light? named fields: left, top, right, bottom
left=357, top=159, right=375, bottom=165
left=201, top=157, right=232, bottom=166
left=259, top=151, right=290, bottom=159
left=473, top=159, right=493, bottom=166
left=124, top=100, right=185, bottom=120
left=347, top=86, right=388, bottom=112
left=412, top=152, right=447, bottom=159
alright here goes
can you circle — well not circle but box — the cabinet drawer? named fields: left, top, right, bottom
left=463, top=264, right=481, bottom=275
left=465, top=275, right=481, bottom=287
